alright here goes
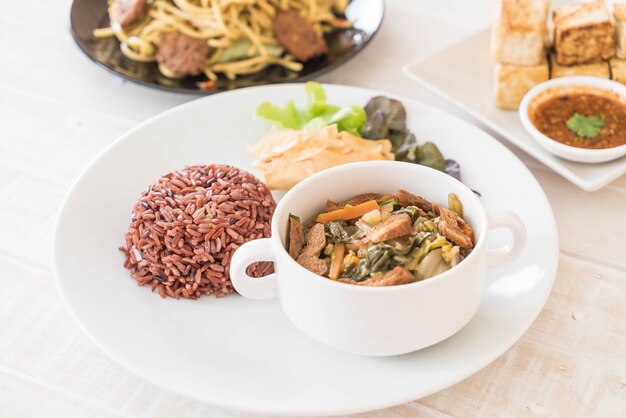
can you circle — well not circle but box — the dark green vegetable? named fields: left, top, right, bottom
left=325, top=221, right=357, bottom=243
left=362, top=96, right=411, bottom=149
left=368, top=244, right=398, bottom=272
left=362, top=96, right=408, bottom=139
left=344, top=260, right=369, bottom=282
left=392, top=133, right=419, bottom=161
left=362, top=96, right=460, bottom=179
left=347, top=243, right=401, bottom=281
left=414, top=231, right=433, bottom=248
left=415, top=142, right=445, bottom=171
left=289, top=213, right=301, bottom=223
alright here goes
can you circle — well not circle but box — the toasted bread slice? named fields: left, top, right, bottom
left=494, top=59, right=549, bottom=110
left=614, top=4, right=626, bottom=58
left=550, top=53, right=610, bottom=78
left=491, top=0, right=550, bottom=65
left=554, top=2, right=615, bottom=65
left=610, top=58, right=626, bottom=83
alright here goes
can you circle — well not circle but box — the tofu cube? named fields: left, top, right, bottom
left=550, top=53, right=610, bottom=78
left=491, top=0, right=550, bottom=65
left=553, top=2, right=615, bottom=65
left=610, top=58, right=626, bottom=84
left=494, top=59, right=549, bottom=110
left=614, top=4, right=626, bottom=58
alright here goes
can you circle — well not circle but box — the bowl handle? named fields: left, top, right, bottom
left=486, top=210, right=527, bottom=268
left=230, top=238, right=278, bottom=299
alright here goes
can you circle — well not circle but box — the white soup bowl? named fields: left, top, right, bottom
left=230, top=161, right=526, bottom=356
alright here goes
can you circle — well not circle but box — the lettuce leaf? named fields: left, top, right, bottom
left=255, top=82, right=366, bottom=136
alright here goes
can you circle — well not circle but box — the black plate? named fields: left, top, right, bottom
left=70, top=0, right=384, bottom=94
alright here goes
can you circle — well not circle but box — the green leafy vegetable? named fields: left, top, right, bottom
left=416, top=142, right=445, bottom=171
left=566, top=113, right=605, bottom=139
left=367, top=244, right=400, bottom=273
left=362, top=96, right=409, bottom=143
left=256, top=85, right=462, bottom=179
left=289, top=213, right=301, bottom=223
left=256, top=100, right=303, bottom=130
left=361, top=96, right=458, bottom=178
left=346, top=244, right=400, bottom=281
left=255, top=82, right=366, bottom=135
left=325, top=221, right=357, bottom=243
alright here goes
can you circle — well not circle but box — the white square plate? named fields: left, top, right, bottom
left=403, top=28, right=626, bottom=192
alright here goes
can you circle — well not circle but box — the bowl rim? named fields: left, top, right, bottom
left=519, top=76, right=626, bottom=159
left=267, top=160, right=488, bottom=292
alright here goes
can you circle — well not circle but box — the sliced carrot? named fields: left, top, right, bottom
left=316, top=200, right=380, bottom=223
left=329, top=243, right=346, bottom=280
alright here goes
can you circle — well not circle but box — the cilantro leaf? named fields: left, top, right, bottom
left=566, top=113, right=605, bottom=139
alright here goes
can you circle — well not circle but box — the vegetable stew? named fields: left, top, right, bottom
left=287, top=190, right=475, bottom=286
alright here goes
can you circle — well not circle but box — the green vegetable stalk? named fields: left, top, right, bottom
left=448, top=193, right=463, bottom=217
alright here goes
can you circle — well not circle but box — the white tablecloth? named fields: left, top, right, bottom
left=1, top=1, right=625, bottom=417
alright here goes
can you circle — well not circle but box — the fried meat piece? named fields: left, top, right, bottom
left=288, top=217, right=305, bottom=259
left=156, top=32, right=209, bottom=76
left=434, top=205, right=475, bottom=248
left=395, top=189, right=433, bottom=213
left=273, top=10, right=328, bottom=61
left=296, top=223, right=328, bottom=275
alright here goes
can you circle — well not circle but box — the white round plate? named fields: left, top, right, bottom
left=53, top=84, right=558, bottom=416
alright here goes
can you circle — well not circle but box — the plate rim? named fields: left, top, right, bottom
left=68, top=0, right=385, bottom=95
left=402, top=27, right=626, bottom=192
left=52, top=83, right=559, bottom=416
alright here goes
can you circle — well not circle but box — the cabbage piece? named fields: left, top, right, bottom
left=441, top=244, right=461, bottom=267
left=447, top=193, right=463, bottom=217
left=416, top=248, right=449, bottom=279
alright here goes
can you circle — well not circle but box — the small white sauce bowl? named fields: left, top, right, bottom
left=519, top=76, right=626, bottom=163
left=230, top=161, right=527, bottom=356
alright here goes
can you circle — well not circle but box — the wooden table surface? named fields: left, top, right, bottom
left=1, top=1, right=625, bottom=417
